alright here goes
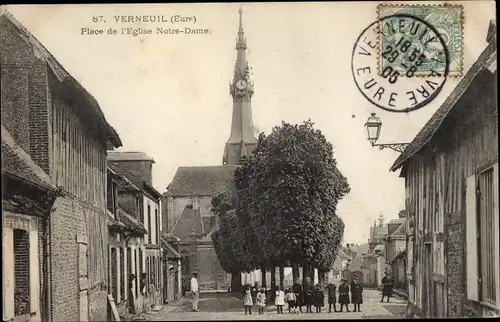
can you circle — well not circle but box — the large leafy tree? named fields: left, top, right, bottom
left=236, top=120, right=350, bottom=278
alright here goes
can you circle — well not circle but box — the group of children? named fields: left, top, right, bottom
left=242, top=277, right=364, bottom=315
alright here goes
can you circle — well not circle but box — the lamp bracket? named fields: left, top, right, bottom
left=371, top=143, right=410, bottom=153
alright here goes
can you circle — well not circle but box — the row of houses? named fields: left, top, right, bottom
left=388, top=20, right=499, bottom=318
left=1, top=10, right=183, bottom=321
left=341, top=214, right=407, bottom=292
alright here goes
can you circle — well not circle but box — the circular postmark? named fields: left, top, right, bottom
left=351, top=14, right=450, bottom=113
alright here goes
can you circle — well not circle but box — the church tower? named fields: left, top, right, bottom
left=223, top=9, right=258, bottom=165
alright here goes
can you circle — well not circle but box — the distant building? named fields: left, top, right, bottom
left=162, top=9, right=258, bottom=292
left=390, top=21, right=498, bottom=318
left=369, top=214, right=388, bottom=253
left=108, top=152, right=164, bottom=310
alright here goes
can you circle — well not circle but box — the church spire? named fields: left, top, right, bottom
left=223, top=9, right=257, bottom=165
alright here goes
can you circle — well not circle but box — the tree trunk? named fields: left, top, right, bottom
left=261, top=267, right=267, bottom=288
left=302, top=264, right=311, bottom=288
left=279, top=265, right=285, bottom=289
left=231, top=272, right=242, bottom=294
left=292, top=264, right=299, bottom=283
left=318, top=271, right=325, bottom=287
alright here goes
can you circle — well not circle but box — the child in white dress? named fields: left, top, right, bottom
left=275, top=286, right=285, bottom=314
left=256, top=288, right=267, bottom=314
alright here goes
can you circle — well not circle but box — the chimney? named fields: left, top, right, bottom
left=378, top=214, right=385, bottom=227
left=108, top=152, right=155, bottom=185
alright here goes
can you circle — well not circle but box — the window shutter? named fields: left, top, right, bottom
left=493, top=163, right=500, bottom=309
left=466, top=174, right=478, bottom=301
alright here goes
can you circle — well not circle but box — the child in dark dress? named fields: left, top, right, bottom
left=351, top=276, right=363, bottom=312
left=313, top=284, right=324, bottom=313
left=326, top=283, right=337, bottom=313
left=304, top=286, right=314, bottom=313
left=338, top=279, right=350, bottom=312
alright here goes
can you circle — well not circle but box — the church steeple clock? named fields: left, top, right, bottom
left=223, top=8, right=258, bottom=165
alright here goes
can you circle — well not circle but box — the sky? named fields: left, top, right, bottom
left=4, top=2, right=495, bottom=244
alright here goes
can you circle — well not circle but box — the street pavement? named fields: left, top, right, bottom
left=146, top=289, right=407, bottom=321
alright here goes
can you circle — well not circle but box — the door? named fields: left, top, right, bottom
left=424, top=243, right=433, bottom=317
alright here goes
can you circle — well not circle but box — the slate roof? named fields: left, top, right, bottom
left=390, top=39, right=497, bottom=172
left=166, top=165, right=239, bottom=197
left=1, top=124, right=56, bottom=191
left=391, top=219, right=407, bottom=237
left=0, top=10, right=122, bottom=148
left=108, top=151, right=155, bottom=163
left=171, top=206, right=204, bottom=241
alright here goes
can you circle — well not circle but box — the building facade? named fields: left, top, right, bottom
left=108, top=152, right=164, bottom=310
left=1, top=10, right=123, bottom=321
left=107, top=167, right=149, bottom=316
left=390, top=22, right=498, bottom=318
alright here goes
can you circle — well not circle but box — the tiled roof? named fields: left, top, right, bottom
left=0, top=10, right=121, bottom=148
left=390, top=39, right=497, bottom=172
left=346, top=255, right=364, bottom=272
left=108, top=162, right=161, bottom=198
left=171, top=206, right=203, bottom=240
left=166, top=165, right=239, bottom=197
left=1, top=124, right=56, bottom=191
left=108, top=151, right=154, bottom=163
left=391, top=220, right=407, bottom=237
left=160, top=238, right=182, bottom=259
left=108, top=166, right=141, bottom=192
left=388, top=218, right=405, bottom=225
left=337, top=248, right=350, bottom=260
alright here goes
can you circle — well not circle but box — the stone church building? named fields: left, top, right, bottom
left=162, top=9, right=258, bottom=292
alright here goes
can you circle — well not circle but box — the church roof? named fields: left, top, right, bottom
left=1, top=124, right=56, bottom=191
left=171, top=206, right=204, bottom=240
left=166, top=165, right=239, bottom=197
left=108, top=151, right=155, bottom=163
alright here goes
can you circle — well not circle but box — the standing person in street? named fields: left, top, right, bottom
left=243, top=284, right=254, bottom=314
left=285, top=288, right=297, bottom=313
left=293, top=279, right=304, bottom=313
left=190, top=272, right=200, bottom=312
left=275, top=286, right=285, bottom=314
left=251, top=282, right=258, bottom=305
left=326, top=282, right=337, bottom=313
left=351, top=275, right=363, bottom=312
left=313, top=284, right=324, bottom=313
left=338, top=278, right=351, bottom=312
left=381, top=270, right=394, bottom=303
left=304, top=282, right=314, bottom=313
left=256, top=288, right=267, bottom=315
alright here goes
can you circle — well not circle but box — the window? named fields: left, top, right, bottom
left=466, top=163, right=499, bottom=306
left=147, top=204, right=152, bottom=244
left=478, top=167, right=496, bottom=305
left=14, top=229, right=30, bottom=317
left=120, top=248, right=125, bottom=301
left=111, top=248, right=118, bottom=301
left=146, top=257, right=151, bottom=288
left=155, top=208, right=160, bottom=245
left=127, top=247, right=132, bottom=297
left=138, top=250, right=143, bottom=295
left=135, top=249, right=139, bottom=297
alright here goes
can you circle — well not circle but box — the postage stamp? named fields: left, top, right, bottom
left=377, top=4, right=464, bottom=77
left=351, top=13, right=450, bottom=113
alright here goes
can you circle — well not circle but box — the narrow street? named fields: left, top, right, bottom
left=146, top=289, right=407, bottom=320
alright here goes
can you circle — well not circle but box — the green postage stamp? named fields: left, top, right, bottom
left=377, top=4, right=464, bottom=77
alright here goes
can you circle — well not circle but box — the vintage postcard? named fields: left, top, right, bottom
left=1, top=2, right=497, bottom=321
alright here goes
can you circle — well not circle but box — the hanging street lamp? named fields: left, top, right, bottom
left=364, top=113, right=410, bottom=153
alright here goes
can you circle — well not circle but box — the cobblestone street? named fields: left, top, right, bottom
left=146, top=289, right=407, bottom=320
